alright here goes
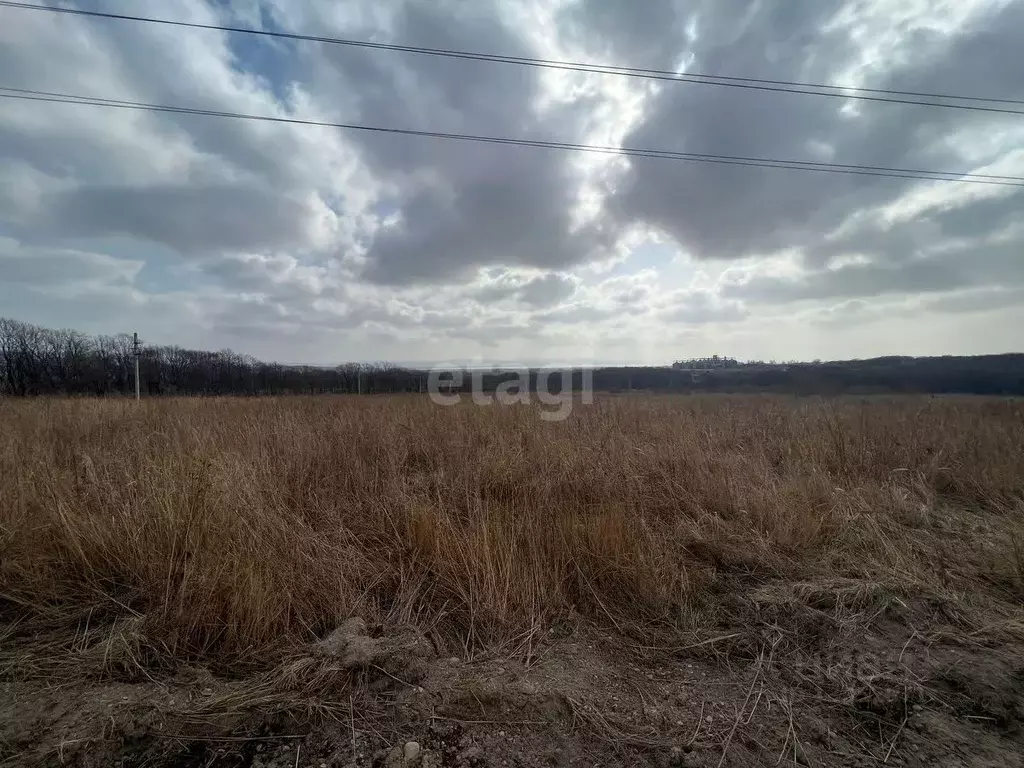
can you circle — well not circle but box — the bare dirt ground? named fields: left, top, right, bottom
left=4, top=577, right=1022, bottom=767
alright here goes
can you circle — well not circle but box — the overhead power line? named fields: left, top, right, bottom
left=2, top=0, right=1023, bottom=116
left=3, top=86, right=1022, bottom=187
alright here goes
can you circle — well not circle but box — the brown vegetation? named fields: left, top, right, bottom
left=1, top=394, right=1023, bottom=766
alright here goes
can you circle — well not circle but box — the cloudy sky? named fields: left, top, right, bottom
left=1, top=0, right=1022, bottom=366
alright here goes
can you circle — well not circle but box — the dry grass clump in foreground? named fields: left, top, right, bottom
left=1, top=394, right=1022, bottom=667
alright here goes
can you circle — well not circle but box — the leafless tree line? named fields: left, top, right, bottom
left=5, top=317, right=1021, bottom=398
left=0, top=318, right=423, bottom=396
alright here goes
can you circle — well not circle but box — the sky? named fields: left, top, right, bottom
left=1, top=0, right=1022, bottom=367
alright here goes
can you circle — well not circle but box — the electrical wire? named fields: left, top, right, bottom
left=2, top=0, right=1023, bottom=116
left=2, top=86, right=1021, bottom=186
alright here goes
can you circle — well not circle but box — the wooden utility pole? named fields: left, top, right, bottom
left=133, top=332, right=141, bottom=401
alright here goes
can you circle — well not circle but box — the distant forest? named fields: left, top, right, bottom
left=2, top=317, right=1023, bottom=397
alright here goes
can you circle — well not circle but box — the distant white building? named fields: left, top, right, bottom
left=672, top=355, right=739, bottom=371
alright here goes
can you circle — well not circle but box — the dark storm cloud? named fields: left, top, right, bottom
left=292, top=0, right=615, bottom=285
left=2, top=0, right=1022, bottom=360
left=289, top=0, right=1024, bottom=293
left=363, top=142, right=610, bottom=284
left=593, top=0, right=1024, bottom=288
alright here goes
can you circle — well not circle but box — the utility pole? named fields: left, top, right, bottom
left=133, top=332, right=141, bottom=401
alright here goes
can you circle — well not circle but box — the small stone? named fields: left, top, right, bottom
left=404, top=742, right=421, bottom=762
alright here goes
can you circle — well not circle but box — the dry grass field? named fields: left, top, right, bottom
left=1, top=394, right=1023, bottom=767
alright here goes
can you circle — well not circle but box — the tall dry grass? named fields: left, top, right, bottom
left=1, top=394, right=1022, bottom=670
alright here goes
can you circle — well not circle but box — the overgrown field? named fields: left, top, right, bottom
left=2, top=395, right=1023, bottom=766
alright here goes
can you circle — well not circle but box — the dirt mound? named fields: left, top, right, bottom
left=4, top=609, right=1024, bottom=767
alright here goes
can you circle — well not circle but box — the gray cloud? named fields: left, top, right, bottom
left=596, top=0, right=1024, bottom=278
left=362, top=146, right=609, bottom=283
left=725, top=230, right=1024, bottom=305
left=922, top=286, right=1024, bottom=315
left=534, top=304, right=620, bottom=325
left=517, top=274, right=579, bottom=307
left=660, top=290, right=748, bottom=323
left=0, top=238, right=141, bottom=286
left=278, top=0, right=615, bottom=285
left=468, top=271, right=579, bottom=307
left=1, top=0, right=1022, bottom=363
left=34, top=184, right=323, bottom=256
